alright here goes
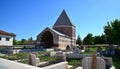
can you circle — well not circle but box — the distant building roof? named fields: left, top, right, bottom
left=0, top=30, right=15, bottom=36
left=53, top=10, right=74, bottom=27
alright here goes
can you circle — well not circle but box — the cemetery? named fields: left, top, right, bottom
left=0, top=45, right=118, bottom=69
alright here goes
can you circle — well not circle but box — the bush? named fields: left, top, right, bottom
left=7, top=56, right=18, bottom=60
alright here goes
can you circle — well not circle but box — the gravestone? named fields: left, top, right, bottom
left=105, top=45, right=115, bottom=56
left=44, top=52, right=50, bottom=56
left=91, top=51, right=97, bottom=69
left=28, top=53, right=40, bottom=66
left=73, top=47, right=80, bottom=58
left=97, top=47, right=102, bottom=56
left=82, top=52, right=105, bottom=69
left=85, top=47, right=90, bottom=52
left=55, top=52, right=66, bottom=62
left=102, top=57, right=113, bottom=69
left=73, top=47, right=80, bottom=54
left=97, top=47, right=102, bottom=52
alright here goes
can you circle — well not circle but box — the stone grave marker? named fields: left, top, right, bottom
left=28, top=53, right=40, bottom=66
left=73, top=47, right=80, bottom=58
left=55, top=52, right=66, bottom=62
left=91, top=51, right=97, bottom=69
left=97, top=47, right=102, bottom=56
left=85, top=47, right=90, bottom=52
left=82, top=52, right=105, bottom=69
left=102, top=57, right=113, bottom=69
left=105, top=44, right=115, bottom=55
left=73, top=47, right=80, bottom=54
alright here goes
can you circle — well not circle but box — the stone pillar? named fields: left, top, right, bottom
left=91, top=51, right=97, bottom=69
left=82, top=52, right=105, bottom=69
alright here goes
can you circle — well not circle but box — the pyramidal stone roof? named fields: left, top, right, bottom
left=53, top=10, right=74, bottom=27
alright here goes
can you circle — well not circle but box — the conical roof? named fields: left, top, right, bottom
left=53, top=10, right=74, bottom=27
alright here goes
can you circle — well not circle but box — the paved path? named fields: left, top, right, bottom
left=0, top=58, right=42, bottom=69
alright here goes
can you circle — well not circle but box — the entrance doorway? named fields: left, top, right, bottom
left=40, top=31, right=53, bottom=48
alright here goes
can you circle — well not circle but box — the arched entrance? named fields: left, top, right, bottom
left=66, top=45, right=71, bottom=51
left=40, top=31, right=53, bottom=48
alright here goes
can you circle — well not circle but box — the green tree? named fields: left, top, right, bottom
left=83, top=33, right=94, bottom=45
left=28, top=37, right=33, bottom=42
left=104, top=19, right=120, bottom=44
left=76, top=35, right=82, bottom=45
left=11, top=33, right=18, bottom=45
left=104, top=22, right=113, bottom=44
left=17, top=41, right=22, bottom=45
left=94, top=34, right=106, bottom=44
left=13, top=38, right=18, bottom=45
left=21, top=39, right=27, bottom=44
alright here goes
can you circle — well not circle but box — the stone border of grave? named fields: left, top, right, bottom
left=28, top=52, right=67, bottom=68
left=0, top=58, right=68, bottom=69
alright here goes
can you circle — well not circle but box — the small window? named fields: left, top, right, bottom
left=0, top=37, right=1, bottom=41
left=6, top=38, right=9, bottom=41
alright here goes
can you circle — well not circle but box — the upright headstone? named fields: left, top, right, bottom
left=85, top=47, right=90, bottom=52
left=97, top=47, right=102, bottom=52
left=102, top=57, right=113, bottom=69
left=105, top=44, right=115, bottom=55
left=82, top=52, right=105, bottom=69
left=91, top=51, right=97, bottom=69
left=28, top=53, right=37, bottom=66
left=72, top=47, right=80, bottom=58
left=55, top=52, right=66, bottom=62
left=28, top=53, right=40, bottom=66
left=73, top=47, right=80, bottom=54
left=97, top=47, right=102, bottom=56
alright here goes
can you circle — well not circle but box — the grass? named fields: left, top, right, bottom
left=113, top=57, right=120, bottom=69
left=90, top=47, right=97, bottom=51
left=67, top=58, right=82, bottom=69
left=38, top=55, right=55, bottom=62
left=81, top=51, right=92, bottom=54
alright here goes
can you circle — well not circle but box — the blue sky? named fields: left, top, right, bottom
left=0, top=0, right=120, bottom=40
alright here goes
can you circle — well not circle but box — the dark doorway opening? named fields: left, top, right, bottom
left=41, top=31, right=53, bottom=48
left=66, top=45, right=71, bottom=51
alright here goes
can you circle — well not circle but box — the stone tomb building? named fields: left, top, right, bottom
left=37, top=10, right=76, bottom=50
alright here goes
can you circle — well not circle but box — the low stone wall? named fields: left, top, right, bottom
left=44, top=51, right=100, bottom=59
left=43, top=61, right=68, bottom=69
left=12, top=49, right=41, bottom=54
left=0, top=58, right=42, bottom=69
left=0, top=58, right=68, bottom=69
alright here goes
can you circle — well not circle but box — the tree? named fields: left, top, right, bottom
left=11, top=33, right=18, bottom=45
left=76, top=35, right=82, bottom=45
left=21, top=39, right=27, bottom=43
left=83, top=33, right=94, bottom=45
left=104, top=19, right=120, bottom=45
left=28, top=37, right=33, bottom=42
left=104, top=22, right=113, bottom=44
left=13, top=38, right=18, bottom=45
left=94, top=34, right=106, bottom=44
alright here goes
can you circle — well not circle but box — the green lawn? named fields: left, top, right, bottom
left=67, top=58, right=82, bottom=69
